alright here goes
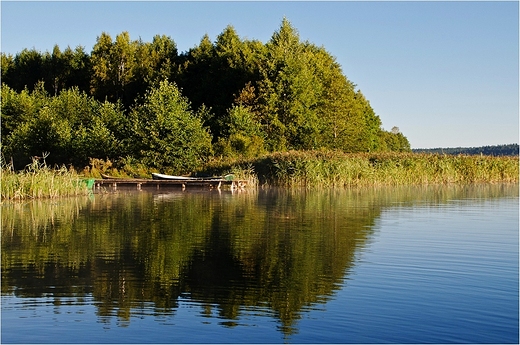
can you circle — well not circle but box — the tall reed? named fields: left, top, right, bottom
left=1, top=156, right=92, bottom=200
left=203, top=151, right=519, bottom=188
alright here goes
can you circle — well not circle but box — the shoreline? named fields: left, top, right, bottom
left=2, top=151, right=518, bottom=200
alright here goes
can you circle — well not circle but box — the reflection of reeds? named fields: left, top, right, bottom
left=209, top=151, right=519, bottom=187
left=1, top=156, right=91, bottom=200
left=1, top=197, right=89, bottom=240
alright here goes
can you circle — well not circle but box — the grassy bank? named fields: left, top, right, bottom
left=1, top=158, right=93, bottom=200
left=202, top=151, right=519, bottom=187
left=3, top=151, right=518, bottom=199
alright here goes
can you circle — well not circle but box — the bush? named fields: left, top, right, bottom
left=130, top=80, right=213, bottom=174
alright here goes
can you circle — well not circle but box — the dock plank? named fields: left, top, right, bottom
left=94, top=178, right=247, bottom=191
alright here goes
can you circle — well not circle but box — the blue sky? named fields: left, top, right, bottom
left=1, top=1, right=518, bottom=149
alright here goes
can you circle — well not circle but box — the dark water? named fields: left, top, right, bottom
left=1, top=184, right=518, bottom=343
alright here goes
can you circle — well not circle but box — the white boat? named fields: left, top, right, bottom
left=151, top=173, right=230, bottom=181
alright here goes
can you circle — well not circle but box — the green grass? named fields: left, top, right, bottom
left=201, top=150, right=519, bottom=188
left=3, top=151, right=517, bottom=199
left=1, top=157, right=92, bottom=200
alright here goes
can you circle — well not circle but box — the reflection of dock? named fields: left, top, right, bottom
left=94, top=178, right=247, bottom=191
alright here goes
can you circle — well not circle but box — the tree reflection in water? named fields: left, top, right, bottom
left=1, top=184, right=511, bottom=335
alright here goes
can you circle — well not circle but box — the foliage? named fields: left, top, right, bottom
left=1, top=154, right=91, bottom=200
left=1, top=84, right=128, bottom=168
left=413, top=144, right=519, bottom=156
left=214, top=105, right=266, bottom=158
left=175, top=26, right=264, bottom=141
left=1, top=83, right=47, bottom=140
left=1, top=46, right=91, bottom=96
left=2, top=19, right=418, bottom=170
left=203, top=150, right=519, bottom=187
left=378, top=128, right=412, bottom=152
left=130, top=80, right=213, bottom=174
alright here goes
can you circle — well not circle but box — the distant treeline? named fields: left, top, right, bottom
left=1, top=19, right=410, bottom=173
left=412, top=144, right=519, bottom=156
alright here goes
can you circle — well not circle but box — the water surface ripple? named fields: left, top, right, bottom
left=1, top=184, right=518, bottom=343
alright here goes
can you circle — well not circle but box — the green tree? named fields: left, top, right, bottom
left=355, top=91, right=383, bottom=152
left=256, top=18, right=316, bottom=151
left=129, top=35, right=179, bottom=107
left=42, top=45, right=66, bottom=96
left=7, top=99, right=74, bottom=167
left=90, top=32, right=115, bottom=100
left=1, top=22, right=413, bottom=166
left=90, top=32, right=138, bottom=107
left=2, top=46, right=91, bottom=97
left=257, top=19, right=366, bottom=151
left=62, top=46, right=92, bottom=94
left=1, top=53, right=14, bottom=87
left=176, top=34, right=219, bottom=138
left=177, top=27, right=264, bottom=142
left=147, top=34, right=178, bottom=86
left=1, top=84, right=50, bottom=168
left=378, top=127, right=411, bottom=152
left=130, top=80, right=213, bottom=173
left=5, top=48, right=45, bottom=92
left=215, top=105, right=265, bottom=158
left=2, top=85, right=129, bottom=168
left=1, top=84, right=46, bottom=140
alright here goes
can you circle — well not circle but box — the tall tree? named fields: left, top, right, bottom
left=6, top=49, right=45, bottom=92
left=176, top=34, right=219, bottom=137
left=177, top=27, right=264, bottom=142
left=90, top=32, right=114, bottom=101
left=42, top=45, right=66, bottom=96
left=254, top=20, right=388, bottom=153
left=1, top=53, right=14, bottom=83
left=256, top=19, right=325, bottom=151
left=148, top=34, right=178, bottom=84
left=316, top=60, right=367, bottom=152
left=2, top=46, right=91, bottom=97
left=1, top=21, right=412, bottom=162
left=62, top=46, right=92, bottom=94
left=91, top=32, right=137, bottom=106
left=130, top=35, right=179, bottom=105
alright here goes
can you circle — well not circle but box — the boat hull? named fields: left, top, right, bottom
left=151, top=173, right=226, bottom=181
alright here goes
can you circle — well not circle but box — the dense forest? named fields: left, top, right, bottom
left=1, top=19, right=410, bottom=173
left=413, top=144, right=519, bottom=156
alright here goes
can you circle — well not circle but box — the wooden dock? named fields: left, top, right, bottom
left=94, top=178, right=248, bottom=191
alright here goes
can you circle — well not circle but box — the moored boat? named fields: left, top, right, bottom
left=151, top=173, right=198, bottom=180
left=151, top=173, right=234, bottom=181
left=100, top=173, right=118, bottom=179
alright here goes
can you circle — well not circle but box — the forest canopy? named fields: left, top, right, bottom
left=1, top=19, right=411, bottom=173
left=413, top=144, right=519, bottom=156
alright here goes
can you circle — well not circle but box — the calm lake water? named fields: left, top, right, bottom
left=1, top=184, right=518, bottom=344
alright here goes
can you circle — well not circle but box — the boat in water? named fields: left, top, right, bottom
left=151, top=173, right=234, bottom=181
left=100, top=173, right=119, bottom=179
